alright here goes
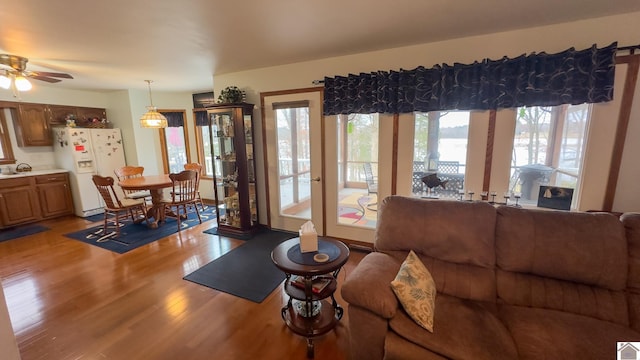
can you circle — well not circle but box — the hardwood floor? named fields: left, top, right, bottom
left=0, top=215, right=368, bottom=360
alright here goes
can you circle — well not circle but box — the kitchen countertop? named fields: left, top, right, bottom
left=0, top=169, right=69, bottom=179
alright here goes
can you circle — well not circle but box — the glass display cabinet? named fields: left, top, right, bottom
left=207, top=102, right=257, bottom=237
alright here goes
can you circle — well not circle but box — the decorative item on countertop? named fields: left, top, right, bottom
left=217, top=86, right=245, bottom=104
left=299, top=220, right=318, bottom=253
left=15, top=163, right=32, bottom=172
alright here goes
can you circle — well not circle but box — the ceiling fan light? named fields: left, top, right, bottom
left=14, top=76, right=32, bottom=91
left=0, top=73, right=10, bottom=89
left=140, top=106, right=168, bottom=128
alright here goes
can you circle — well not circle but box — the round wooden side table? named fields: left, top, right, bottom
left=271, top=237, right=350, bottom=358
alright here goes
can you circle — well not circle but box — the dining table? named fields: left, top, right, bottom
left=118, top=174, right=173, bottom=229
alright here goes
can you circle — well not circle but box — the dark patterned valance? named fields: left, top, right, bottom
left=323, top=42, right=617, bottom=115
left=159, top=111, right=185, bottom=127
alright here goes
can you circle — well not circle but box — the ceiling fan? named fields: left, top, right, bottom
left=0, top=54, right=73, bottom=92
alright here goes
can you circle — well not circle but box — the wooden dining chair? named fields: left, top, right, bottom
left=114, top=166, right=151, bottom=205
left=162, top=170, right=202, bottom=231
left=92, top=175, right=149, bottom=240
left=184, top=162, right=206, bottom=211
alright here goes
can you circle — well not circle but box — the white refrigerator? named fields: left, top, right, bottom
left=52, top=127, right=127, bottom=217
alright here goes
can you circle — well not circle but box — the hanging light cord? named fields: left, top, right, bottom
left=145, top=80, right=155, bottom=107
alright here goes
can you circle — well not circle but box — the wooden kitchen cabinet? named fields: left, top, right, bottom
left=48, top=105, right=78, bottom=126
left=36, top=173, right=73, bottom=218
left=0, top=177, right=40, bottom=227
left=0, top=172, right=73, bottom=228
left=10, top=103, right=107, bottom=146
left=76, top=107, right=106, bottom=125
left=14, top=103, right=52, bottom=146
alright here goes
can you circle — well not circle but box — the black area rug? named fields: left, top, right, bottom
left=203, top=226, right=254, bottom=240
left=63, top=206, right=215, bottom=254
left=0, top=224, right=50, bottom=243
left=184, top=229, right=297, bottom=303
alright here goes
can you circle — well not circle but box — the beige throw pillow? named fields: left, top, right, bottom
left=390, top=250, right=436, bottom=332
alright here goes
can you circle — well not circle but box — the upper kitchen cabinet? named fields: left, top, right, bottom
left=9, top=102, right=108, bottom=146
left=49, top=105, right=107, bottom=127
left=76, top=107, right=106, bottom=126
left=49, top=105, right=78, bottom=126
left=14, top=103, right=52, bottom=147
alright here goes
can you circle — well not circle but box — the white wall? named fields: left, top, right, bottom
left=214, top=11, right=640, bottom=216
left=123, top=89, right=196, bottom=175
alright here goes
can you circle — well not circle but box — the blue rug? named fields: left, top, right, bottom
left=64, top=206, right=216, bottom=254
left=83, top=213, right=106, bottom=222
left=0, top=224, right=50, bottom=243
left=184, top=229, right=297, bottom=303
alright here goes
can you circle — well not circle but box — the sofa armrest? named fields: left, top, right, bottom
left=341, top=252, right=401, bottom=319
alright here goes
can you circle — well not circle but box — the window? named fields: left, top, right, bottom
left=412, top=111, right=470, bottom=199
left=275, top=105, right=311, bottom=215
left=159, top=110, right=190, bottom=174
left=194, top=110, right=213, bottom=178
left=509, top=104, right=590, bottom=207
left=336, top=113, right=379, bottom=228
left=0, top=109, right=16, bottom=165
left=338, top=113, right=379, bottom=187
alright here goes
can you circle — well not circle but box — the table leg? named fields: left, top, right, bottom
left=146, top=189, right=165, bottom=229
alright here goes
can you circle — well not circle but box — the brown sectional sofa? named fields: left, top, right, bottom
left=342, top=196, right=640, bottom=359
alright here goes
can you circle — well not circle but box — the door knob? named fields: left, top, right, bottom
left=311, top=177, right=321, bottom=182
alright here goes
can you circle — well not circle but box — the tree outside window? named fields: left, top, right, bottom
left=510, top=104, right=590, bottom=207
left=340, top=113, right=379, bottom=187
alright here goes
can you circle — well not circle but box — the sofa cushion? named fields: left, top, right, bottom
left=376, top=197, right=498, bottom=302
left=495, top=206, right=629, bottom=324
left=421, top=255, right=497, bottom=303
left=391, top=250, right=437, bottom=331
left=341, top=252, right=400, bottom=319
left=389, top=294, right=518, bottom=360
left=498, top=305, right=640, bottom=360
left=622, top=213, right=640, bottom=332
left=376, top=196, right=497, bottom=268
left=495, top=206, right=627, bottom=290
left=384, top=332, right=449, bottom=360
left=497, top=270, right=629, bottom=325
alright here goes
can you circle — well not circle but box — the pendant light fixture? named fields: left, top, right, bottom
left=140, top=80, right=167, bottom=128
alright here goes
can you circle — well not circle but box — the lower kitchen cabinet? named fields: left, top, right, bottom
left=36, top=173, right=74, bottom=218
left=0, top=172, right=74, bottom=228
left=0, top=177, right=40, bottom=227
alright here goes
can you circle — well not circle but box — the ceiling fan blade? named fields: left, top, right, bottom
left=29, top=75, right=62, bottom=83
left=31, top=71, right=73, bottom=79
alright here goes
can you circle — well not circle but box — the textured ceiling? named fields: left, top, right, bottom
left=0, top=0, right=638, bottom=92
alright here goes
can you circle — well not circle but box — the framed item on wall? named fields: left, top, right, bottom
left=537, top=186, right=574, bottom=211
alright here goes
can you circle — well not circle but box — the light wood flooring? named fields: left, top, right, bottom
left=0, top=214, right=368, bottom=360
